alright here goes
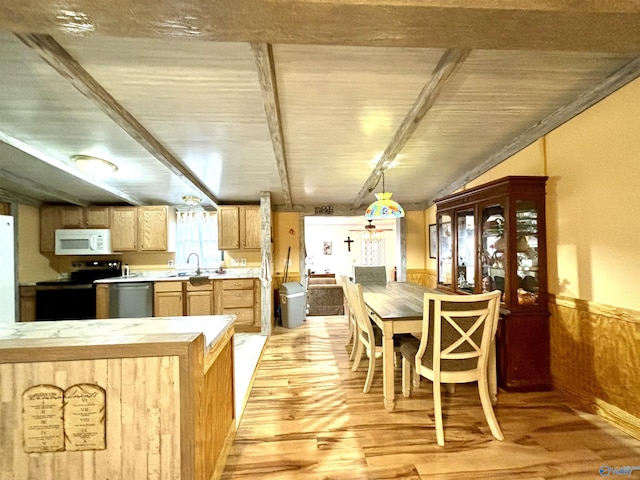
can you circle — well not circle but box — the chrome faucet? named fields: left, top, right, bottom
left=186, top=252, right=202, bottom=275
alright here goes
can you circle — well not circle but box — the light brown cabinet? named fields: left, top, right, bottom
left=110, top=206, right=174, bottom=253
left=19, top=286, right=36, bottom=322
left=215, top=278, right=260, bottom=331
left=186, top=282, right=214, bottom=316
left=154, top=281, right=184, bottom=317
left=40, top=206, right=110, bottom=252
left=217, top=205, right=260, bottom=250
left=153, top=280, right=214, bottom=317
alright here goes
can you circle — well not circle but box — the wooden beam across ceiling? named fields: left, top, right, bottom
left=353, top=48, right=471, bottom=208
left=252, top=42, right=293, bottom=208
left=0, top=167, right=89, bottom=206
left=2, top=1, right=640, bottom=52
left=15, top=33, right=221, bottom=208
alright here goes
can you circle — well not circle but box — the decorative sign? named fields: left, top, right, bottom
left=22, top=383, right=106, bottom=453
left=314, top=205, right=334, bottom=215
left=64, top=384, right=106, bottom=451
left=22, top=385, right=65, bottom=453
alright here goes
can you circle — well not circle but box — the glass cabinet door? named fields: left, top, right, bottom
left=515, top=199, right=541, bottom=307
left=456, top=210, right=475, bottom=293
left=438, top=213, right=452, bottom=288
left=481, top=204, right=506, bottom=302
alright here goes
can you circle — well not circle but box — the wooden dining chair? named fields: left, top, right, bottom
left=345, top=280, right=406, bottom=393
left=400, top=290, right=503, bottom=446
left=335, top=273, right=359, bottom=361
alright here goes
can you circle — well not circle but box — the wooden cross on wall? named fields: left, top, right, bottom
left=344, top=236, right=354, bottom=252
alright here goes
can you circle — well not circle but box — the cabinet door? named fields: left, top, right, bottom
left=186, top=291, right=214, bottom=316
left=139, top=206, right=168, bottom=251
left=480, top=202, right=506, bottom=303
left=85, top=207, right=110, bottom=228
left=40, top=206, right=61, bottom=253
left=110, top=207, right=138, bottom=251
left=437, top=213, right=452, bottom=289
left=455, top=209, right=476, bottom=293
left=242, top=206, right=261, bottom=249
left=19, top=286, right=36, bottom=322
left=59, top=206, right=85, bottom=227
left=218, top=207, right=240, bottom=249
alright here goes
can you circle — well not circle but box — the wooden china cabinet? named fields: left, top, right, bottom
left=435, top=176, right=551, bottom=391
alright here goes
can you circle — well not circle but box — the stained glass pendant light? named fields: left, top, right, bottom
left=365, top=171, right=405, bottom=219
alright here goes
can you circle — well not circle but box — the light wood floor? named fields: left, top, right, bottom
left=222, top=315, right=640, bottom=479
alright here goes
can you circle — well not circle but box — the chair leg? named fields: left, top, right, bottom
left=445, top=384, right=456, bottom=394
left=478, top=376, right=504, bottom=441
left=363, top=345, right=376, bottom=393
left=433, top=381, right=445, bottom=446
left=349, top=322, right=360, bottom=361
left=345, top=315, right=353, bottom=346
left=351, top=339, right=364, bottom=372
left=401, top=356, right=411, bottom=397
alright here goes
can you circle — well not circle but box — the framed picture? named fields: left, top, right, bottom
left=429, top=224, right=437, bottom=259
left=323, top=241, right=332, bottom=255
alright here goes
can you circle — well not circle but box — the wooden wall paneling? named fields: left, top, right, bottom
left=550, top=295, right=640, bottom=437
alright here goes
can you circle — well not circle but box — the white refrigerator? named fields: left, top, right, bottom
left=0, top=215, right=16, bottom=323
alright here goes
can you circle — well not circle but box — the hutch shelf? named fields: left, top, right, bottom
left=435, top=176, right=551, bottom=391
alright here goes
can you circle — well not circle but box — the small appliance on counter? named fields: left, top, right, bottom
left=35, top=260, right=121, bottom=321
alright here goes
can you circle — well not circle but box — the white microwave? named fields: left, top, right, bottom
left=55, top=229, right=112, bottom=256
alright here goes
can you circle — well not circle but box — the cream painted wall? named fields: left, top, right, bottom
left=405, top=210, right=426, bottom=269
left=545, top=78, right=640, bottom=310
left=273, top=212, right=300, bottom=276
left=17, top=204, right=57, bottom=283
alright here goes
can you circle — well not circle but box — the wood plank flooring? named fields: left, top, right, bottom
left=222, top=315, right=640, bottom=479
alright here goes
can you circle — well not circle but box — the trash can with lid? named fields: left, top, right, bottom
left=279, top=282, right=306, bottom=328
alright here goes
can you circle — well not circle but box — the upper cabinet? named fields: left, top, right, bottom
left=40, top=205, right=175, bottom=254
left=40, top=206, right=110, bottom=253
left=435, top=176, right=550, bottom=391
left=217, top=205, right=260, bottom=250
left=111, top=206, right=175, bottom=253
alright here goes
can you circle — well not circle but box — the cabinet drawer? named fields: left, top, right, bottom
left=154, top=281, right=183, bottom=293
left=221, top=278, right=254, bottom=291
left=222, top=289, right=253, bottom=308
left=223, top=307, right=254, bottom=325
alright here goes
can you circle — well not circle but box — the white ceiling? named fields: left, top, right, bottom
left=1, top=1, right=639, bottom=213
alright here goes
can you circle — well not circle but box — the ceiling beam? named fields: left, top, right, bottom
left=3, top=2, right=640, bottom=52
left=0, top=131, right=143, bottom=206
left=428, top=54, right=640, bottom=204
left=252, top=42, right=293, bottom=208
left=0, top=167, right=90, bottom=206
left=353, top=48, right=471, bottom=208
left=0, top=186, right=41, bottom=207
left=15, top=33, right=221, bottom=208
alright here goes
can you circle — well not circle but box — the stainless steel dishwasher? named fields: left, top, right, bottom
left=108, top=282, right=154, bottom=318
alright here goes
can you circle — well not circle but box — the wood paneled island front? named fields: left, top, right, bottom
left=0, top=316, right=236, bottom=480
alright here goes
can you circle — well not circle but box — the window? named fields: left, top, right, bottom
left=175, top=211, right=223, bottom=269
left=362, top=237, right=384, bottom=265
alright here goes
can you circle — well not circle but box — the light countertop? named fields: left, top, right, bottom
left=0, top=316, right=235, bottom=357
left=95, top=268, right=260, bottom=283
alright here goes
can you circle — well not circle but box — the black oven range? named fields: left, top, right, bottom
left=35, top=260, right=122, bottom=321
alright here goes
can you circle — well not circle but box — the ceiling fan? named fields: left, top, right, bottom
left=349, top=219, right=393, bottom=236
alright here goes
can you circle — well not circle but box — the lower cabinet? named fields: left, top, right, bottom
left=185, top=282, right=214, bottom=316
left=19, top=286, right=36, bottom=322
left=214, top=278, right=260, bottom=332
left=154, top=281, right=185, bottom=317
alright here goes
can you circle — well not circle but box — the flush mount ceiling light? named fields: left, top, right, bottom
left=71, top=155, right=118, bottom=175
left=182, top=195, right=202, bottom=206
left=365, top=171, right=405, bottom=219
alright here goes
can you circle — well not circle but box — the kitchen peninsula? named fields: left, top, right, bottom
left=0, top=315, right=236, bottom=480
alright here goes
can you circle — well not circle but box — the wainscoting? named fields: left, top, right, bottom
left=550, top=294, right=640, bottom=439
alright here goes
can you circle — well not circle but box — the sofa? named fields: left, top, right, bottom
left=306, top=274, right=345, bottom=316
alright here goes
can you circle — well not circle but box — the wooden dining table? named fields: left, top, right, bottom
left=361, top=282, right=498, bottom=412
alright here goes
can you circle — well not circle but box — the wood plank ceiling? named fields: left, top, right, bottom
left=0, top=1, right=639, bottom=212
